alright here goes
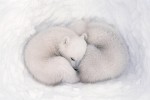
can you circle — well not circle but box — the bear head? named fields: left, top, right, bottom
left=59, top=33, right=87, bottom=69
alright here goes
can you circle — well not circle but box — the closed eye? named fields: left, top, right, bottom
left=71, top=57, right=75, bottom=61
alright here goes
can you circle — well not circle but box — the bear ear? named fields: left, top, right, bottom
left=80, top=33, right=87, bottom=40
left=63, top=36, right=70, bottom=45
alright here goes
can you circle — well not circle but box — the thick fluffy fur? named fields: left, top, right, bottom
left=69, top=20, right=128, bottom=83
left=24, top=27, right=87, bottom=85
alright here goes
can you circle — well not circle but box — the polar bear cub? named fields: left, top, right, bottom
left=69, top=20, right=128, bottom=83
left=24, top=27, right=87, bottom=85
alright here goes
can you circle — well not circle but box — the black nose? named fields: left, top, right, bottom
left=74, top=68, right=79, bottom=72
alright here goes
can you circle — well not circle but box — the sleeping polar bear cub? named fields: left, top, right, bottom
left=69, top=19, right=128, bottom=83
left=24, top=27, right=87, bottom=85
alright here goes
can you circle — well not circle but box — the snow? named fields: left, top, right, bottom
left=0, top=0, right=150, bottom=100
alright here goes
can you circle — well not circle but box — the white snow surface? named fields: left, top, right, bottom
left=0, top=0, right=150, bottom=100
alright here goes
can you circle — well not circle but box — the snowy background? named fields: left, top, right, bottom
left=0, top=0, right=150, bottom=100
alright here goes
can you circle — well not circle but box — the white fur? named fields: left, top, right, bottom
left=24, top=27, right=87, bottom=85
left=69, top=20, right=128, bottom=83
left=69, top=19, right=88, bottom=35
